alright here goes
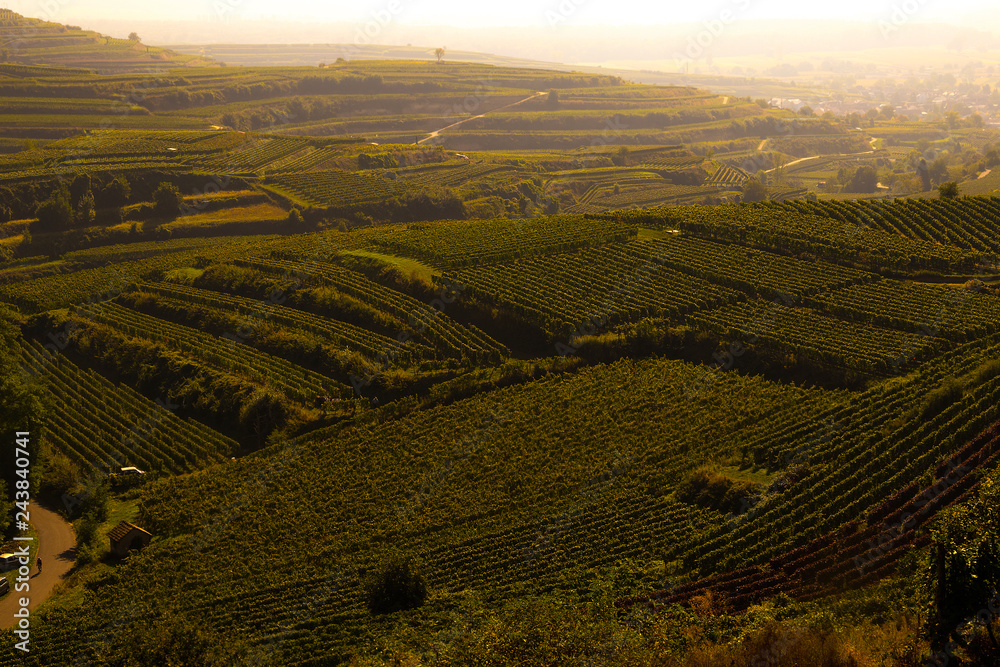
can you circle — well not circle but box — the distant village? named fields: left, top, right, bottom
left=770, top=84, right=1000, bottom=126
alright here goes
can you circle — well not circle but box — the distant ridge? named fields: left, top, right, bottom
left=0, top=9, right=217, bottom=73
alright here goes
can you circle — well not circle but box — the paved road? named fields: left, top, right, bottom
left=764, top=149, right=876, bottom=174
left=0, top=504, right=76, bottom=629
left=417, top=92, right=545, bottom=145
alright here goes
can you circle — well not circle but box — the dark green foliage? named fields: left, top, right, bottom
left=98, top=606, right=251, bottom=666
left=153, top=181, right=182, bottom=217
left=365, top=556, right=428, bottom=614
left=74, top=484, right=110, bottom=563
left=69, top=172, right=91, bottom=206
left=238, top=388, right=290, bottom=444
left=742, top=179, right=767, bottom=202
left=906, top=377, right=965, bottom=423
left=844, top=165, right=878, bottom=193
left=35, top=184, right=73, bottom=230
left=926, top=470, right=1000, bottom=656
left=97, top=177, right=131, bottom=208
left=75, top=189, right=95, bottom=225
left=938, top=181, right=960, bottom=199
left=0, top=305, right=45, bottom=526
left=675, top=468, right=761, bottom=515
left=358, top=152, right=398, bottom=169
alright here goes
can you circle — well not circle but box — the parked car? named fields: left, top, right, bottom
left=0, top=554, right=20, bottom=572
left=0, top=576, right=9, bottom=596
left=110, top=467, right=145, bottom=479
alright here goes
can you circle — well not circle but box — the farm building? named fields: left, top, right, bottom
left=107, top=521, right=153, bottom=557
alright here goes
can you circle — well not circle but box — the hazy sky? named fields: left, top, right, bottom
left=3, top=0, right=998, bottom=29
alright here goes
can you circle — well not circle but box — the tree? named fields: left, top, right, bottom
left=152, top=182, right=182, bottom=217
left=365, top=556, right=427, bottom=614
left=434, top=47, right=445, bottom=63
left=35, top=186, right=73, bottom=230
left=127, top=31, right=140, bottom=42
left=69, top=173, right=91, bottom=206
left=865, top=108, right=879, bottom=127
left=917, top=158, right=931, bottom=191
left=798, top=105, right=814, bottom=116
left=742, top=179, right=768, bottom=202
left=99, top=177, right=131, bottom=208
left=75, top=190, right=96, bottom=226
left=938, top=182, right=960, bottom=199
left=546, top=89, right=559, bottom=108
left=844, top=165, right=878, bottom=193
left=928, top=156, right=950, bottom=186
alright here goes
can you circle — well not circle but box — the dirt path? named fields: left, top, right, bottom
left=417, top=92, right=545, bottom=145
left=979, top=169, right=992, bottom=179
left=0, top=504, right=76, bottom=629
left=756, top=138, right=767, bottom=151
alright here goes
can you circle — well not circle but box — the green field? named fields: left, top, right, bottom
left=1, top=8, right=1000, bottom=667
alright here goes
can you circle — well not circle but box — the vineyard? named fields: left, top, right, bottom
left=18, top=339, right=237, bottom=474
left=603, top=204, right=988, bottom=272
left=78, top=301, right=348, bottom=401
left=234, top=257, right=508, bottom=362
left=805, top=279, right=1000, bottom=341
left=3, top=33, right=1000, bottom=665
left=0, top=354, right=835, bottom=665
left=0, top=236, right=271, bottom=312
left=774, top=197, right=1000, bottom=253
left=265, top=169, right=396, bottom=207
left=706, top=162, right=749, bottom=186
left=132, top=280, right=430, bottom=363
left=445, top=241, right=742, bottom=337
left=364, top=215, right=637, bottom=268
left=687, top=299, right=941, bottom=372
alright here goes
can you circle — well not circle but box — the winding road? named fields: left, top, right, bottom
left=0, top=504, right=76, bottom=629
left=764, top=148, right=876, bottom=173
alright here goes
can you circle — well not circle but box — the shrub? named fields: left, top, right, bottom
left=35, top=187, right=73, bottom=230
left=675, top=467, right=761, bottom=515
left=152, top=182, right=182, bottom=217
left=365, top=556, right=427, bottom=614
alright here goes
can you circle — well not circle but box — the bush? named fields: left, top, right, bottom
left=35, top=187, right=73, bottom=230
left=938, top=181, right=960, bottom=199
left=742, top=179, right=768, bottom=202
left=152, top=182, right=182, bottom=217
left=365, top=556, right=427, bottom=614
left=675, top=467, right=761, bottom=515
